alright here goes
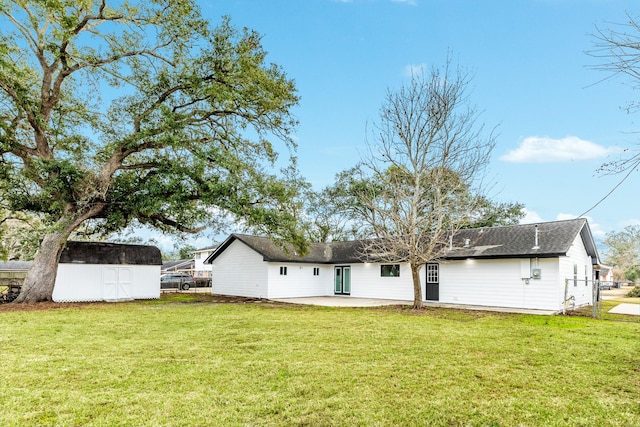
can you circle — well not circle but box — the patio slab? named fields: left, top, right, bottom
left=271, top=296, right=558, bottom=315
left=608, top=303, right=640, bottom=316
left=271, top=297, right=412, bottom=307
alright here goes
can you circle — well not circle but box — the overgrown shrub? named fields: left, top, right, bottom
left=627, top=286, right=640, bottom=298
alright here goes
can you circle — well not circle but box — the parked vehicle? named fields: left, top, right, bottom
left=160, top=273, right=195, bottom=290
left=599, top=282, right=612, bottom=291
left=193, top=277, right=212, bottom=287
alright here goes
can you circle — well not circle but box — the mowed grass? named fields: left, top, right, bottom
left=1, top=297, right=640, bottom=426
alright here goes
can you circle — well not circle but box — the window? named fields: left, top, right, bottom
left=426, top=264, right=439, bottom=283
left=280, top=266, right=287, bottom=276
left=573, top=264, right=577, bottom=287
left=381, top=264, right=400, bottom=277
left=585, top=265, right=588, bottom=287
left=313, top=267, right=320, bottom=276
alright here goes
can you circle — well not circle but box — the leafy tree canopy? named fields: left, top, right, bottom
left=0, top=0, right=306, bottom=301
left=603, top=225, right=640, bottom=282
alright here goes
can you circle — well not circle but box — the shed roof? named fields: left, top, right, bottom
left=205, top=219, right=599, bottom=265
left=59, top=241, right=162, bottom=265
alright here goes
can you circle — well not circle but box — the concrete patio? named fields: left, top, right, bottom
left=270, top=296, right=558, bottom=315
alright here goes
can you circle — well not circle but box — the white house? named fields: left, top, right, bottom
left=193, top=245, right=217, bottom=279
left=52, top=241, right=162, bottom=302
left=205, top=219, right=602, bottom=312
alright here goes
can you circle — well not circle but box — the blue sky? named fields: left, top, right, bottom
left=159, top=0, right=640, bottom=252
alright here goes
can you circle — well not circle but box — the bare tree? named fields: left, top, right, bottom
left=356, top=60, right=496, bottom=308
left=590, top=12, right=640, bottom=175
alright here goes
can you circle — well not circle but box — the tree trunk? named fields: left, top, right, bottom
left=411, top=263, right=423, bottom=309
left=14, top=230, right=71, bottom=303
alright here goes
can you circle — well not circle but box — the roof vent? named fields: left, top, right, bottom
left=532, top=224, right=540, bottom=250
left=464, top=238, right=471, bottom=248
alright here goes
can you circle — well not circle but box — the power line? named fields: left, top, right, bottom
left=578, top=158, right=640, bottom=218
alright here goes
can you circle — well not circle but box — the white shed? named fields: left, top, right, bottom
left=52, top=241, right=162, bottom=302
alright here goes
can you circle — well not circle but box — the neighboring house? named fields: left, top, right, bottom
left=162, top=259, right=195, bottom=275
left=0, top=261, right=31, bottom=288
left=53, top=241, right=162, bottom=302
left=595, top=264, right=613, bottom=283
left=194, top=245, right=217, bottom=279
left=205, top=218, right=602, bottom=312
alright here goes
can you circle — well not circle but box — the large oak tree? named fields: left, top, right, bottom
left=0, top=0, right=306, bottom=302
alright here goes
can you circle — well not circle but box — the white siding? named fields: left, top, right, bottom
left=266, top=260, right=419, bottom=301
left=210, top=240, right=268, bottom=298
left=439, top=258, right=562, bottom=310
left=349, top=262, right=416, bottom=300
left=559, top=234, right=594, bottom=308
left=53, top=264, right=160, bottom=302
left=208, top=232, right=596, bottom=312
left=266, top=264, right=332, bottom=298
left=194, top=250, right=214, bottom=278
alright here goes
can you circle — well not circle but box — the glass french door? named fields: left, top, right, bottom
left=334, top=266, right=351, bottom=295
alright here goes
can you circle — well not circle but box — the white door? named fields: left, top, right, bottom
left=103, top=267, right=133, bottom=300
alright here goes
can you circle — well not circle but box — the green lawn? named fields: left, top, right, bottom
left=1, top=296, right=639, bottom=426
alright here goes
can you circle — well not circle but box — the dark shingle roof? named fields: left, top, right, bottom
left=59, top=241, right=162, bottom=265
left=205, top=234, right=363, bottom=264
left=444, top=218, right=599, bottom=262
left=205, top=219, right=599, bottom=265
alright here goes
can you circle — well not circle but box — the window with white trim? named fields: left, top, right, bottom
left=426, top=264, right=439, bottom=283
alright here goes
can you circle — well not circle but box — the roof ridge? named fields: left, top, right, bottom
left=460, top=217, right=586, bottom=232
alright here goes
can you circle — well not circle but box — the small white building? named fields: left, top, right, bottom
left=205, top=219, right=602, bottom=312
left=52, top=241, right=162, bottom=302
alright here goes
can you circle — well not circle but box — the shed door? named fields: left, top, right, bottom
left=103, top=267, right=133, bottom=300
left=426, top=263, right=439, bottom=301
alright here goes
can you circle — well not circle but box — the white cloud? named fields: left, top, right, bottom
left=519, top=208, right=544, bottom=224
left=500, top=136, right=615, bottom=163
left=403, top=63, right=427, bottom=77
left=556, top=212, right=576, bottom=221
left=619, top=218, right=640, bottom=228
left=556, top=213, right=606, bottom=239
left=392, top=0, right=418, bottom=5
left=520, top=210, right=606, bottom=239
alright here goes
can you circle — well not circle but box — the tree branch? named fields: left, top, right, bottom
left=145, top=213, right=205, bottom=233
